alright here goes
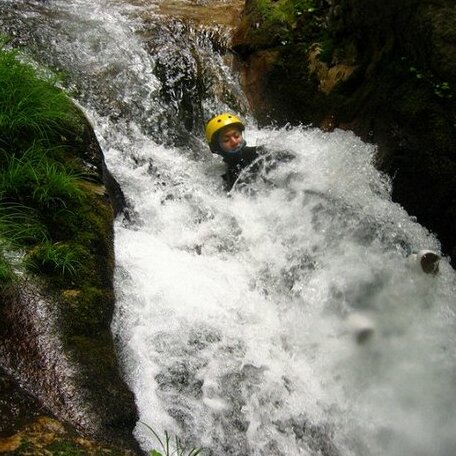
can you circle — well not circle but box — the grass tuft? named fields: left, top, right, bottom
left=0, top=41, right=91, bottom=283
left=0, top=202, right=49, bottom=246
left=31, top=160, right=85, bottom=209
left=26, top=241, right=85, bottom=276
left=0, top=43, right=82, bottom=150
left=0, top=252, right=16, bottom=288
left=141, top=423, right=203, bottom=456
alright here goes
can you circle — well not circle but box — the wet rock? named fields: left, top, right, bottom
left=0, top=368, right=42, bottom=438
left=0, top=416, right=137, bottom=455
left=0, top=107, right=140, bottom=452
left=232, top=0, right=456, bottom=265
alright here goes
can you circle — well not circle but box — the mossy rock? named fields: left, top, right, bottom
left=0, top=417, right=136, bottom=456
left=0, top=44, right=138, bottom=451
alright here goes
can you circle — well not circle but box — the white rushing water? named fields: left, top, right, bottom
left=1, top=1, right=456, bottom=455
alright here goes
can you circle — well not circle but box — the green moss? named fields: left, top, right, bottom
left=255, top=0, right=317, bottom=23
left=241, top=0, right=320, bottom=48
left=61, top=286, right=114, bottom=336
left=7, top=430, right=132, bottom=455
left=67, top=333, right=117, bottom=374
left=8, top=438, right=32, bottom=455
left=45, top=440, right=86, bottom=456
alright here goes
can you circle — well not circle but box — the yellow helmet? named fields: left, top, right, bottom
left=205, top=113, right=245, bottom=145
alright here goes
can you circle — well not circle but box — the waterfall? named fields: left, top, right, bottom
left=1, top=1, right=455, bottom=455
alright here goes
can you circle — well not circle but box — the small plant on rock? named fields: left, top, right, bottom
left=141, top=423, right=203, bottom=456
left=26, top=241, right=85, bottom=276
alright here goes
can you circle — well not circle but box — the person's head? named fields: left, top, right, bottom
left=205, top=113, right=245, bottom=154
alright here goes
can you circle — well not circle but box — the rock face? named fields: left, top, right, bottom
left=232, top=0, right=456, bottom=264
left=0, top=114, right=140, bottom=453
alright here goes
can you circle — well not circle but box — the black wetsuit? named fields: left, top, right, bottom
left=212, top=141, right=294, bottom=191
left=219, top=145, right=262, bottom=190
left=223, top=146, right=259, bottom=189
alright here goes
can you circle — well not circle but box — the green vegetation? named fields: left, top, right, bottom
left=25, top=241, right=86, bottom=276
left=237, top=0, right=328, bottom=53
left=0, top=41, right=80, bottom=150
left=0, top=252, right=15, bottom=284
left=0, top=40, right=90, bottom=288
left=0, top=38, right=127, bottom=430
left=255, top=0, right=317, bottom=23
left=0, top=37, right=136, bottom=449
left=42, top=439, right=86, bottom=456
left=142, top=424, right=203, bottom=456
left=0, top=202, right=48, bottom=245
left=7, top=427, right=135, bottom=455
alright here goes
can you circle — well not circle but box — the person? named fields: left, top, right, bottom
left=205, top=112, right=263, bottom=190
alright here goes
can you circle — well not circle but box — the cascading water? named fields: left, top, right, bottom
left=1, top=1, right=455, bottom=455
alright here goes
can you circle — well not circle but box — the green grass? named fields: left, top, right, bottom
left=0, top=145, right=85, bottom=209
left=0, top=40, right=90, bottom=287
left=0, top=202, right=48, bottom=246
left=31, top=160, right=85, bottom=209
left=0, top=252, right=16, bottom=288
left=26, top=241, right=85, bottom=276
left=0, top=43, right=82, bottom=151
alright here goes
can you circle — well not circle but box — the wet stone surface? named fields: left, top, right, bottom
left=0, top=368, right=43, bottom=438
left=128, top=0, right=245, bottom=27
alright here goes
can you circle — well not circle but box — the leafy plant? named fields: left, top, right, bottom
left=0, top=146, right=39, bottom=197
left=141, top=423, right=203, bottom=456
